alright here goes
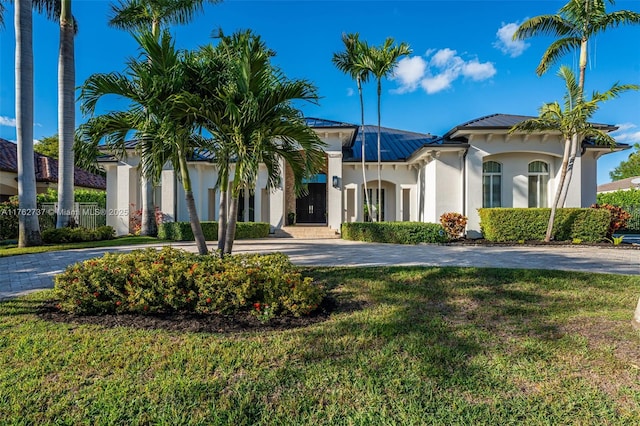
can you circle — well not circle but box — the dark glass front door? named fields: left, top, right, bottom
left=296, top=183, right=326, bottom=223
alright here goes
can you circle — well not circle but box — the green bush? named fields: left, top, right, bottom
left=596, top=188, right=640, bottom=206
left=478, top=208, right=611, bottom=242
left=341, top=222, right=449, bottom=244
left=42, top=225, right=115, bottom=244
left=36, top=188, right=106, bottom=207
left=158, top=221, right=270, bottom=241
left=0, top=200, right=19, bottom=241
left=54, top=247, right=324, bottom=319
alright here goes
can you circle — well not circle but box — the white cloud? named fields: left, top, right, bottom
left=421, top=74, right=456, bottom=94
left=346, top=88, right=354, bottom=97
left=0, top=116, right=17, bottom=127
left=391, top=48, right=496, bottom=95
left=392, top=56, right=427, bottom=93
left=462, top=59, right=497, bottom=81
left=612, top=123, right=640, bottom=144
left=494, top=21, right=530, bottom=58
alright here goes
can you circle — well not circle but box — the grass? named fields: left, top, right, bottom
left=0, top=236, right=160, bottom=258
left=1, top=266, right=639, bottom=424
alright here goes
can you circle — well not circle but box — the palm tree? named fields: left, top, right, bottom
left=364, top=38, right=411, bottom=222
left=514, top=0, right=640, bottom=206
left=56, top=0, right=75, bottom=228
left=80, top=30, right=209, bottom=254
left=181, top=31, right=325, bottom=255
left=107, top=0, right=220, bottom=237
left=14, top=0, right=42, bottom=246
left=332, top=33, right=374, bottom=221
left=510, top=66, right=637, bottom=242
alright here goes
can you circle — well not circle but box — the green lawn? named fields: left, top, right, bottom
left=1, top=267, right=639, bottom=424
left=0, top=236, right=160, bottom=258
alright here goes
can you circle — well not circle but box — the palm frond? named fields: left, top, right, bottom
left=536, top=37, right=581, bottom=76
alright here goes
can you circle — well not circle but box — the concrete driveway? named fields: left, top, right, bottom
left=1, top=238, right=638, bottom=300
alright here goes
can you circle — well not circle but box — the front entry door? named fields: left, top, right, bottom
left=296, top=183, right=326, bottom=223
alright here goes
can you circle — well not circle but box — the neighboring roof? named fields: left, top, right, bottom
left=597, top=176, right=640, bottom=193
left=0, top=138, right=106, bottom=190
left=444, top=113, right=618, bottom=138
left=344, top=125, right=442, bottom=162
left=305, top=117, right=358, bottom=129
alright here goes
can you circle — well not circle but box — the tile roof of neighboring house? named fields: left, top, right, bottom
left=443, top=113, right=618, bottom=138
left=0, top=138, right=106, bottom=190
left=343, top=125, right=443, bottom=162
left=597, top=176, right=640, bottom=193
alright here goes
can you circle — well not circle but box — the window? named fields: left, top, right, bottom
left=482, top=161, right=502, bottom=208
left=528, top=161, right=549, bottom=207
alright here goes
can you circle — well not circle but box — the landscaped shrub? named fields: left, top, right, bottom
left=590, top=204, right=631, bottom=238
left=36, top=188, right=107, bottom=207
left=42, top=225, right=115, bottom=244
left=158, top=221, right=270, bottom=241
left=596, top=188, right=640, bottom=206
left=439, top=212, right=467, bottom=240
left=54, top=247, right=324, bottom=319
left=341, top=222, right=448, bottom=244
left=0, top=199, right=19, bottom=241
left=478, top=208, right=611, bottom=242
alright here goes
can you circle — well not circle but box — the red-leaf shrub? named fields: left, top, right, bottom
left=439, top=212, right=468, bottom=240
left=590, top=204, right=631, bottom=238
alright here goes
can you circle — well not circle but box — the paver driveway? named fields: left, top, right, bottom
left=1, top=238, right=638, bottom=300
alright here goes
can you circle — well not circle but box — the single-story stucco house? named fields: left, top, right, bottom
left=100, top=113, right=627, bottom=238
left=0, top=138, right=106, bottom=202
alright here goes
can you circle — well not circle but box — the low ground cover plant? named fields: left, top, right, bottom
left=341, top=222, right=448, bottom=244
left=54, top=247, right=324, bottom=318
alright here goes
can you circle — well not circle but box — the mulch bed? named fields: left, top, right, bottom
left=36, top=295, right=366, bottom=334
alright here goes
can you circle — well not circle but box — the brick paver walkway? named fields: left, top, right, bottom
left=1, top=239, right=638, bottom=300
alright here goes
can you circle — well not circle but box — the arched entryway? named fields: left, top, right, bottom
left=296, top=173, right=327, bottom=224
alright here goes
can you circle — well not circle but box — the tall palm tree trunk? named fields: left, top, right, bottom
left=558, top=132, right=580, bottom=207
left=57, top=0, right=75, bottom=228
left=224, top=195, right=239, bottom=254
left=545, top=137, right=572, bottom=242
left=376, top=79, right=382, bottom=222
left=15, top=0, right=42, bottom=247
left=139, top=175, right=157, bottom=236
left=178, top=154, right=207, bottom=254
left=358, top=77, right=372, bottom=222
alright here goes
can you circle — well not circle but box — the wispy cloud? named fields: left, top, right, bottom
left=393, top=48, right=496, bottom=95
left=612, top=123, right=640, bottom=144
left=494, top=21, right=530, bottom=58
left=0, top=116, right=17, bottom=127
left=346, top=87, right=354, bottom=97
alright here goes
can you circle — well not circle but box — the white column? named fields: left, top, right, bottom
left=160, top=170, right=175, bottom=222
left=326, top=151, right=343, bottom=231
left=254, top=168, right=265, bottom=222
left=396, top=184, right=402, bottom=222
left=466, top=145, right=484, bottom=238
left=113, top=164, right=134, bottom=236
left=269, top=159, right=285, bottom=229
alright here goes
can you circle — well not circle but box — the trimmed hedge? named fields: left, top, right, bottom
left=341, top=222, right=449, bottom=244
left=54, top=248, right=324, bottom=319
left=42, top=226, right=115, bottom=244
left=158, top=221, right=270, bottom=241
left=0, top=200, right=19, bottom=241
left=478, top=208, right=611, bottom=242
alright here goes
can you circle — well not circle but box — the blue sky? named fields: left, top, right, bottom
left=1, top=0, right=639, bottom=184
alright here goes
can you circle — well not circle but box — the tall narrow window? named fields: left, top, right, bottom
left=482, top=161, right=502, bottom=208
left=528, top=161, right=549, bottom=207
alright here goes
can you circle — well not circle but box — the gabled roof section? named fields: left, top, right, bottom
left=305, top=117, right=357, bottom=129
left=0, top=138, right=106, bottom=190
left=344, top=125, right=448, bottom=162
left=444, top=113, right=618, bottom=139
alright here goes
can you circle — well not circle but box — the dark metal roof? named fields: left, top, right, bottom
left=343, top=125, right=441, bottom=162
left=0, top=138, right=106, bottom=190
left=305, top=117, right=357, bottom=129
left=444, top=113, right=617, bottom=138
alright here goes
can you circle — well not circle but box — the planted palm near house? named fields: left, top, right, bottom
left=54, top=248, right=325, bottom=319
